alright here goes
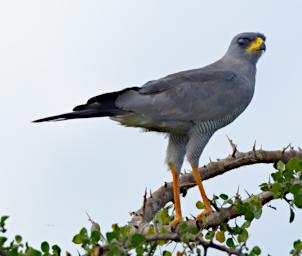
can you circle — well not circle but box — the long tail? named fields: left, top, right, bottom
left=32, top=109, right=112, bottom=123
left=32, top=87, right=139, bottom=123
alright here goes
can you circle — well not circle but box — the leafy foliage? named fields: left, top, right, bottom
left=0, top=158, right=302, bottom=255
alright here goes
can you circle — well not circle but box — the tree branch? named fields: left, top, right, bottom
left=130, top=148, right=302, bottom=226
left=136, top=179, right=301, bottom=255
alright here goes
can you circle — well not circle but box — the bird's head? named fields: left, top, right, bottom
left=225, top=32, right=266, bottom=64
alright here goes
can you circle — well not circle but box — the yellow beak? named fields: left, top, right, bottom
left=246, top=37, right=266, bottom=52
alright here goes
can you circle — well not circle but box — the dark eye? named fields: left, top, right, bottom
left=237, top=37, right=250, bottom=46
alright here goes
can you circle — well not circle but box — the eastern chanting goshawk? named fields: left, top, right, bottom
left=34, top=32, right=266, bottom=227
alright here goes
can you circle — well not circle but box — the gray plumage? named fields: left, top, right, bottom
left=34, top=32, right=266, bottom=173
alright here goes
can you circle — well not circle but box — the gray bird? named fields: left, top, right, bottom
left=34, top=32, right=266, bottom=227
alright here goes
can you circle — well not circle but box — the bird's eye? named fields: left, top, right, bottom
left=237, top=37, right=250, bottom=46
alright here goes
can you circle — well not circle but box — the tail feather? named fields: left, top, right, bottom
left=32, top=109, right=112, bottom=123
left=33, top=86, right=138, bottom=123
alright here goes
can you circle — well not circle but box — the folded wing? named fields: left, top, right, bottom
left=115, top=68, right=253, bottom=122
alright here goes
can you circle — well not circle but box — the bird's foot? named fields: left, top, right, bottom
left=196, top=208, right=214, bottom=221
left=170, top=215, right=183, bottom=229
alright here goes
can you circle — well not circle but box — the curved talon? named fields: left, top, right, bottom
left=196, top=208, right=214, bottom=220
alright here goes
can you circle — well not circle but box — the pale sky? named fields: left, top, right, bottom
left=0, top=1, right=302, bottom=255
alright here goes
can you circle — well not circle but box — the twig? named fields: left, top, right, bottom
left=227, top=136, right=238, bottom=157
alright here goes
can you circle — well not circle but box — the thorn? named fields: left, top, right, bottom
left=149, top=189, right=152, bottom=198
left=253, top=140, right=256, bottom=155
left=164, top=182, right=168, bottom=188
left=244, top=189, right=251, bottom=197
left=86, top=212, right=96, bottom=225
left=142, top=188, right=147, bottom=214
left=298, top=147, right=302, bottom=151
left=227, top=136, right=238, bottom=158
left=236, top=185, right=240, bottom=196
left=282, top=143, right=291, bottom=154
left=185, top=216, right=189, bottom=221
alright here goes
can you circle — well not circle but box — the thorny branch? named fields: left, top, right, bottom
left=88, top=145, right=302, bottom=256
left=135, top=179, right=301, bottom=256
left=130, top=147, right=302, bottom=226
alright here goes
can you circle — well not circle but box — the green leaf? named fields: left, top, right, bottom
left=72, top=234, right=82, bottom=244
left=131, top=234, right=145, bottom=248
left=237, top=229, right=248, bottom=243
left=9, top=247, right=18, bottom=256
left=15, top=235, right=22, bottom=243
left=293, top=192, right=302, bottom=208
left=251, top=246, right=261, bottom=255
left=272, top=170, right=283, bottom=182
left=154, top=207, right=172, bottom=225
left=163, top=251, right=172, bottom=256
left=0, top=216, right=9, bottom=225
left=91, top=230, right=101, bottom=243
left=220, top=194, right=229, bottom=200
left=196, top=201, right=205, bottom=210
left=196, top=248, right=201, bottom=255
left=244, top=211, right=254, bottom=222
left=242, top=221, right=251, bottom=229
left=226, top=238, right=236, bottom=248
left=52, top=245, right=61, bottom=256
left=178, top=222, right=188, bottom=231
left=253, top=206, right=262, bottom=219
left=205, top=230, right=215, bottom=240
left=190, top=227, right=200, bottom=235
left=136, top=246, right=145, bottom=255
left=259, top=182, right=269, bottom=191
left=289, top=184, right=302, bottom=195
left=41, top=241, right=50, bottom=253
left=294, top=239, right=302, bottom=250
left=0, top=236, right=7, bottom=246
left=286, top=158, right=302, bottom=171
left=290, top=208, right=295, bottom=223
left=276, top=161, right=285, bottom=171
left=79, top=228, right=88, bottom=240
left=28, top=248, right=42, bottom=256
left=212, top=194, right=219, bottom=202
left=271, top=183, right=282, bottom=193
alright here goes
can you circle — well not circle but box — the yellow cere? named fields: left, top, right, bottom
left=246, top=37, right=264, bottom=52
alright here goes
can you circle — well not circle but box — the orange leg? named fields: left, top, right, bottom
left=191, top=165, right=213, bottom=219
left=169, top=163, right=183, bottom=228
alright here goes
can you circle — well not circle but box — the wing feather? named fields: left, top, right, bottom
left=116, top=68, right=253, bottom=122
